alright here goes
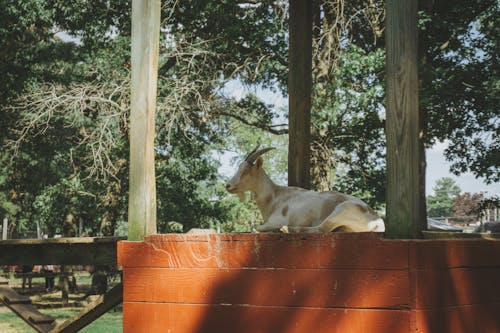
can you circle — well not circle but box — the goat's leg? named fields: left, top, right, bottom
left=286, top=221, right=349, bottom=233
left=287, top=203, right=376, bottom=233
left=256, top=223, right=282, bottom=232
left=256, top=217, right=287, bottom=232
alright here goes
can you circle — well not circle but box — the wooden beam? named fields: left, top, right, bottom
left=0, top=237, right=125, bottom=265
left=128, top=0, right=161, bottom=240
left=385, top=0, right=425, bottom=238
left=50, top=283, right=123, bottom=333
left=0, top=286, right=56, bottom=333
left=288, top=0, right=312, bottom=189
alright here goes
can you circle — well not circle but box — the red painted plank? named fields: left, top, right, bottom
left=123, top=302, right=410, bottom=333
left=123, top=267, right=410, bottom=309
left=411, top=267, right=500, bottom=309
left=117, top=234, right=408, bottom=269
left=411, top=303, right=500, bottom=333
left=410, top=240, right=500, bottom=269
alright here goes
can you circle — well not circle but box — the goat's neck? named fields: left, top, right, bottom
left=251, top=170, right=278, bottom=220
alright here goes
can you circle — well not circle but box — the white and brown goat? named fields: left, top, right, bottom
left=225, top=147, right=385, bottom=233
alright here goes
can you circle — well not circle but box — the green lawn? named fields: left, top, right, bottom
left=0, top=306, right=122, bottom=333
left=0, top=271, right=122, bottom=332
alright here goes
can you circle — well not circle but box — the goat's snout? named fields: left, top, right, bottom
left=225, top=182, right=237, bottom=193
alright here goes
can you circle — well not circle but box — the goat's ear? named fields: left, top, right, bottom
left=255, top=156, right=263, bottom=169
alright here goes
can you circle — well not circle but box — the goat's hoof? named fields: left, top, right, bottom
left=279, top=226, right=289, bottom=234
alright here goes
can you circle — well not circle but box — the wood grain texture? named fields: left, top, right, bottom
left=119, top=236, right=500, bottom=332
left=411, top=303, right=500, bottom=333
left=123, top=267, right=409, bottom=308
left=117, top=233, right=408, bottom=269
left=123, top=302, right=410, bottom=333
left=288, top=0, right=312, bottom=189
left=0, top=237, right=124, bottom=265
left=0, top=286, right=55, bottom=333
left=409, top=240, right=500, bottom=269
left=128, top=0, right=161, bottom=240
left=385, top=0, right=424, bottom=238
left=410, top=268, right=500, bottom=309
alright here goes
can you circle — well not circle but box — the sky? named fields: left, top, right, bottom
left=426, top=141, right=499, bottom=196
left=221, top=82, right=499, bottom=197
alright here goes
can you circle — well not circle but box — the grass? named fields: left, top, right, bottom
left=0, top=308, right=33, bottom=333
left=0, top=271, right=122, bottom=333
left=0, top=306, right=122, bottom=333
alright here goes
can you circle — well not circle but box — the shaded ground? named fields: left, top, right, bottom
left=0, top=272, right=122, bottom=333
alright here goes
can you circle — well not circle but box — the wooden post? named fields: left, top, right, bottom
left=385, top=0, right=425, bottom=238
left=36, top=220, right=41, bottom=239
left=288, top=0, right=312, bottom=189
left=2, top=218, right=7, bottom=240
left=128, top=0, right=161, bottom=241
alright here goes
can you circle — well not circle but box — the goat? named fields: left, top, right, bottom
left=225, top=146, right=385, bottom=233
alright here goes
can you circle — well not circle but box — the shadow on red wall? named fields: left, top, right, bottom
left=119, top=233, right=500, bottom=333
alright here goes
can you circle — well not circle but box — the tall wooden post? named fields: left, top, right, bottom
left=2, top=218, right=7, bottom=240
left=385, top=0, right=425, bottom=238
left=288, top=0, right=312, bottom=189
left=128, top=0, right=161, bottom=241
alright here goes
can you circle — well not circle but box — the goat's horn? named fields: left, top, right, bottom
left=246, top=147, right=275, bottom=165
left=244, top=144, right=260, bottom=162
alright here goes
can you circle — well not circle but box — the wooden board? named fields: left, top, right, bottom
left=0, top=237, right=124, bottom=265
left=123, top=302, right=410, bottom=333
left=119, top=235, right=500, bottom=333
left=0, top=286, right=55, bottom=333
left=123, top=267, right=409, bottom=309
left=0, top=286, right=31, bottom=304
left=410, top=240, right=500, bottom=269
left=51, top=283, right=123, bottom=333
left=118, top=233, right=408, bottom=269
left=6, top=302, right=55, bottom=332
left=411, top=303, right=500, bottom=333
left=411, top=268, right=500, bottom=309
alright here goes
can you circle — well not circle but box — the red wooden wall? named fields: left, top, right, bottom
left=118, top=233, right=500, bottom=333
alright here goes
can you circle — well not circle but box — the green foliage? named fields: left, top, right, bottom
left=0, top=0, right=498, bottom=236
left=0, top=0, right=54, bottom=101
left=419, top=0, right=499, bottom=182
left=427, top=177, right=462, bottom=217
left=312, top=45, right=386, bottom=207
left=433, top=177, right=461, bottom=199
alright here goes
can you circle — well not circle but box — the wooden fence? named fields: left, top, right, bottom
left=118, top=233, right=500, bottom=333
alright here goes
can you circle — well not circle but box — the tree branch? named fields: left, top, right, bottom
left=215, top=110, right=288, bottom=135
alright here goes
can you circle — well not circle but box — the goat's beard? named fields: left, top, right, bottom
left=237, top=191, right=246, bottom=202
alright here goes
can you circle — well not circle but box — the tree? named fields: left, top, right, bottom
left=453, top=192, right=485, bottom=223
left=433, top=177, right=461, bottom=199
left=419, top=0, right=500, bottom=183
left=427, top=177, right=461, bottom=218
left=1, top=0, right=498, bottom=236
left=1, top=0, right=290, bottom=235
